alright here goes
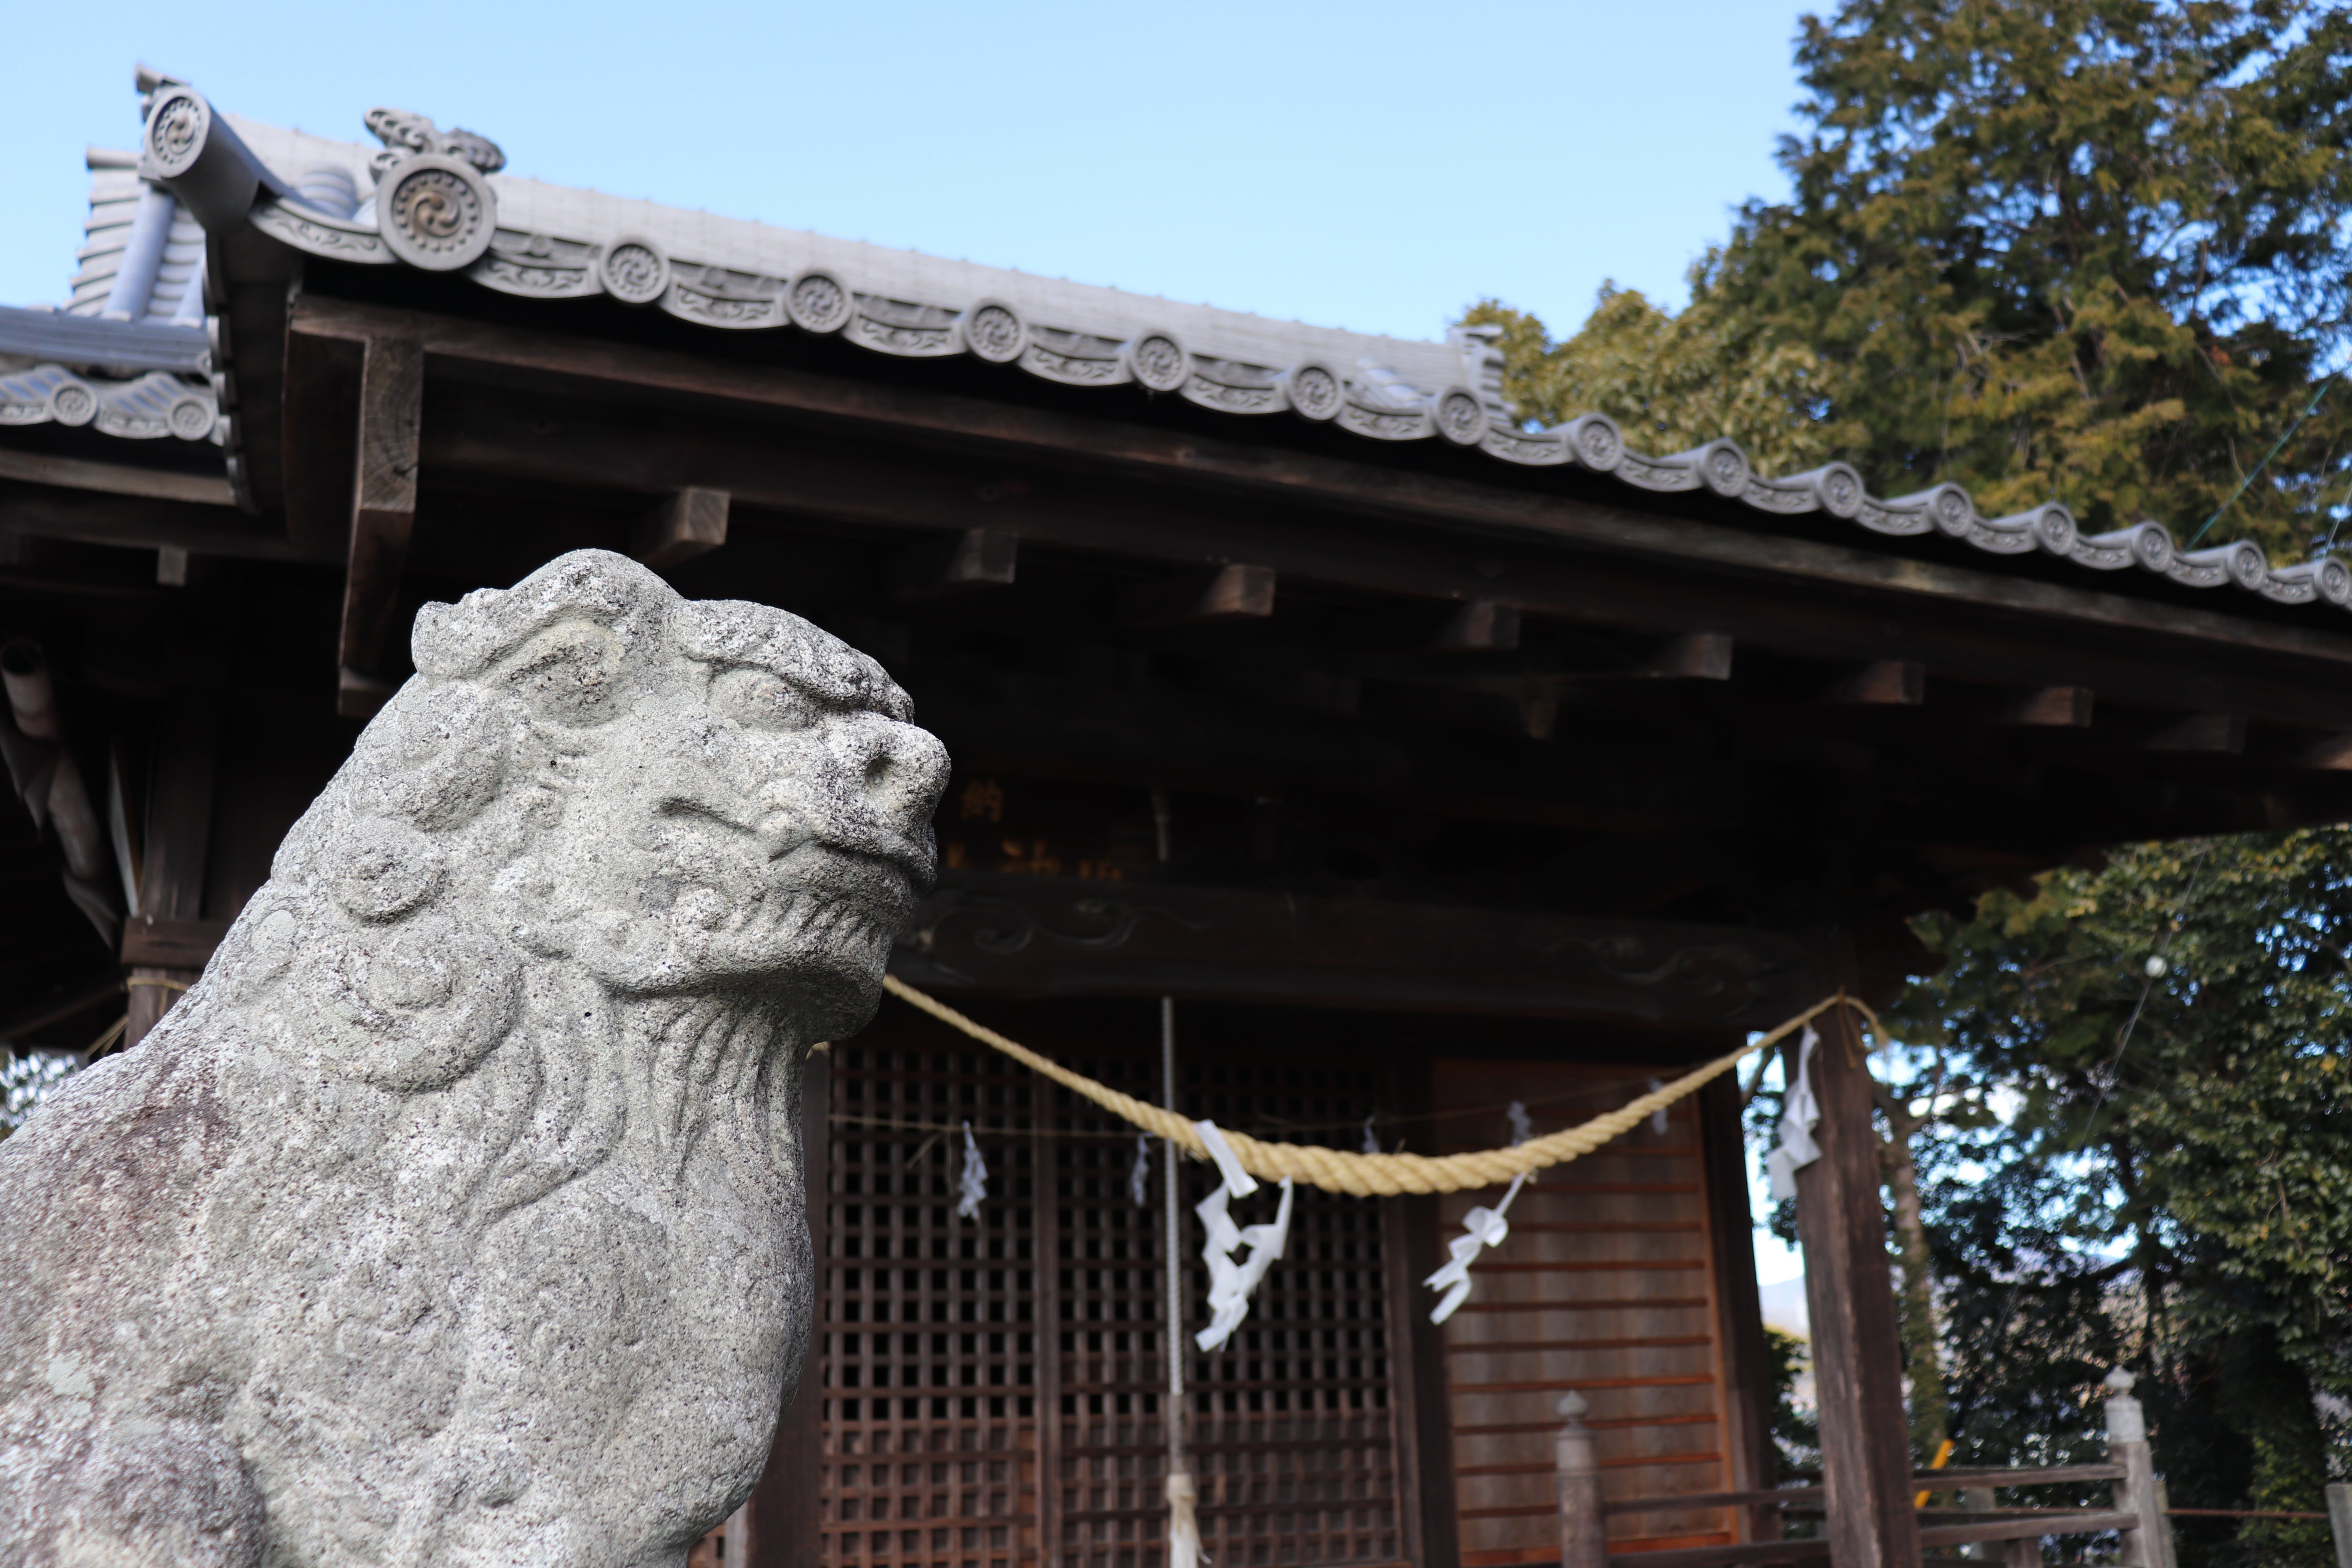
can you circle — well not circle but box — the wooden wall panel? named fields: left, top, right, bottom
left=1434, top=1060, right=1742, bottom=1564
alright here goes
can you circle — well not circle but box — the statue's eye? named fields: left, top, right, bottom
left=710, top=666, right=821, bottom=731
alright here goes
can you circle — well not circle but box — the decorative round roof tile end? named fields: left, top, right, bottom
left=599, top=240, right=669, bottom=307
left=1562, top=414, right=1623, bottom=472
left=1697, top=439, right=1750, bottom=498
left=1806, top=463, right=1866, bottom=519
left=376, top=155, right=496, bottom=272
left=2314, top=555, right=2352, bottom=606
left=960, top=301, right=1026, bottom=365
left=1434, top=387, right=1487, bottom=447
left=786, top=272, right=853, bottom=334
left=1283, top=363, right=1343, bottom=422
left=144, top=87, right=212, bottom=180
left=1124, top=332, right=1188, bottom=394
left=2029, top=502, right=2077, bottom=556
left=2131, top=521, right=2176, bottom=573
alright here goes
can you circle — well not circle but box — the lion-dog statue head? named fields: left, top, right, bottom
left=0, top=551, right=950, bottom=1567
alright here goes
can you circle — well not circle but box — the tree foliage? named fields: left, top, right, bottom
left=1893, top=831, right=2352, bottom=1565
left=1470, top=0, right=2352, bottom=557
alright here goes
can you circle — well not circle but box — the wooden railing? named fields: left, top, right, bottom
left=1552, top=1370, right=2170, bottom=1567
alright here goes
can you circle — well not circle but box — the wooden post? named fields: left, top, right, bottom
left=338, top=335, right=423, bottom=715
left=1698, top=1074, right=1779, bottom=1542
left=1390, top=1052, right=1461, bottom=1568
left=123, top=692, right=217, bottom=1049
left=2325, top=1480, right=2352, bottom=1568
left=2105, top=1369, right=2171, bottom=1568
left=1554, top=1392, right=1607, bottom=1568
left=1789, top=982, right=1921, bottom=1567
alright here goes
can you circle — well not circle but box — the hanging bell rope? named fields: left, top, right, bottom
left=877, top=974, right=1881, bottom=1197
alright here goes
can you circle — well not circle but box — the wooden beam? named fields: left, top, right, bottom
left=2142, top=713, right=2246, bottom=754
left=1122, top=562, right=1275, bottom=628
left=120, top=915, right=230, bottom=968
left=156, top=547, right=189, bottom=587
left=1989, top=685, right=2093, bottom=727
left=0, top=484, right=328, bottom=562
left=891, top=527, right=1018, bottom=599
left=1436, top=600, right=1519, bottom=652
left=891, top=869, right=1813, bottom=1025
left=287, top=292, right=2352, bottom=675
left=1828, top=660, right=1925, bottom=706
left=403, top=379, right=2352, bottom=731
left=0, top=446, right=236, bottom=507
left=337, top=334, right=423, bottom=703
left=633, top=486, right=730, bottom=570
left=1791, top=971, right=1920, bottom=1568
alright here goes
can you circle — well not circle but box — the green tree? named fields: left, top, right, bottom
left=1472, top=0, right=2352, bottom=557
left=1895, top=831, right=2352, bottom=1566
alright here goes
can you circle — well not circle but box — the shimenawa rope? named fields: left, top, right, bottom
left=878, top=974, right=1880, bottom=1197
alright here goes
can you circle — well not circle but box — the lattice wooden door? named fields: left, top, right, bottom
left=1047, top=1052, right=1409, bottom=1568
left=816, top=1041, right=1042, bottom=1568
left=817, top=1024, right=1411, bottom=1568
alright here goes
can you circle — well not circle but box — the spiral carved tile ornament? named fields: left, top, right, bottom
left=1697, top=440, right=1751, bottom=497
left=144, top=87, right=212, bottom=179
left=1435, top=387, right=1488, bottom=446
left=961, top=301, right=1026, bottom=364
left=1565, top=414, right=1625, bottom=472
left=376, top=155, right=496, bottom=272
left=786, top=272, right=852, bottom=333
left=48, top=381, right=96, bottom=428
left=1283, top=363, right=1343, bottom=421
left=1925, top=483, right=1975, bottom=536
left=2025, top=503, right=2076, bottom=556
left=1125, top=333, right=1188, bottom=393
left=2314, top=555, right=2352, bottom=605
left=1808, top=462, right=1865, bottom=519
left=169, top=396, right=216, bottom=441
left=599, top=241, right=669, bottom=307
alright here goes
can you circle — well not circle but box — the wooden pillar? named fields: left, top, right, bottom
left=1697, top=1073, right=1779, bottom=1539
left=1790, top=982, right=1920, bottom=1568
left=123, top=692, right=217, bottom=1049
left=1387, top=1053, right=1461, bottom=1568
left=740, top=1045, right=831, bottom=1568
left=338, top=335, right=423, bottom=717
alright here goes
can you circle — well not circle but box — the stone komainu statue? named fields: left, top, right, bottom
left=0, top=551, right=951, bottom=1567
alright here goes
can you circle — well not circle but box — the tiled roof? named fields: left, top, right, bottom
left=38, top=73, right=2352, bottom=615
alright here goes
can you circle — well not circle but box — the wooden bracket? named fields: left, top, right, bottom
left=1638, top=632, right=1733, bottom=681
left=336, top=335, right=423, bottom=708
left=1122, top=563, right=1275, bottom=628
left=892, top=527, right=1018, bottom=599
left=1828, top=660, right=1925, bottom=706
left=2142, top=713, right=2245, bottom=753
left=1989, top=686, right=2093, bottom=727
left=1435, top=601, right=1519, bottom=652
left=2293, top=735, right=2352, bottom=770
left=634, top=486, right=730, bottom=570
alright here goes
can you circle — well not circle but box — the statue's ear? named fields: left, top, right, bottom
left=497, top=620, right=629, bottom=728
left=411, top=550, right=674, bottom=720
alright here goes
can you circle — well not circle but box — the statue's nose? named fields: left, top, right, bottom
left=830, top=715, right=951, bottom=829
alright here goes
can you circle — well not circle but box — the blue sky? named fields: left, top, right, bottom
left=1, top=0, right=1814, bottom=342
left=3, top=0, right=1820, bottom=1282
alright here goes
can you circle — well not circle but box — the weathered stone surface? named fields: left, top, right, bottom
left=0, top=551, right=950, bottom=1566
